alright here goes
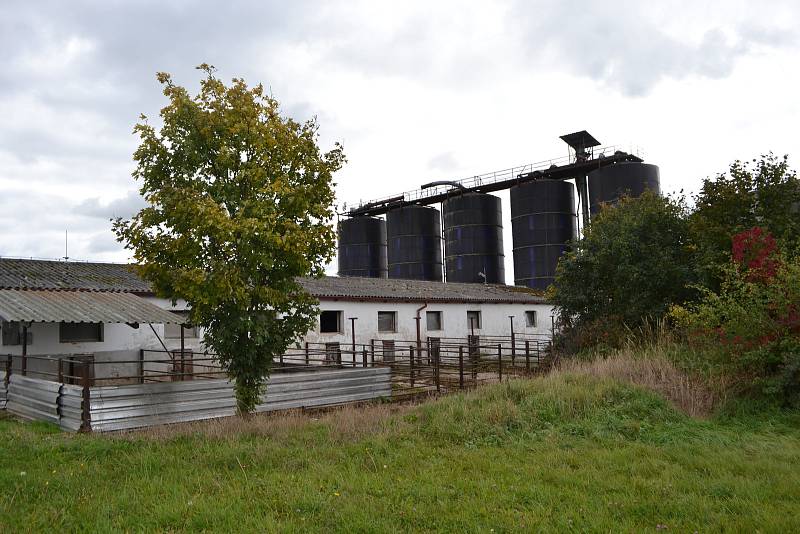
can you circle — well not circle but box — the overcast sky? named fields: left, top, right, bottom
left=1, top=1, right=798, bottom=279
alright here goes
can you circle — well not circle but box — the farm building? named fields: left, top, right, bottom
left=0, top=257, right=554, bottom=431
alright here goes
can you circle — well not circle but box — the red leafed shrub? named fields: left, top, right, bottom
left=731, top=227, right=780, bottom=282
left=671, top=247, right=800, bottom=405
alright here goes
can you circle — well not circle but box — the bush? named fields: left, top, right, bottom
left=671, top=229, right=800, bottom=405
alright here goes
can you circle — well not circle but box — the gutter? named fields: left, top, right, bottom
left=415, top=302, right=428, bottom=354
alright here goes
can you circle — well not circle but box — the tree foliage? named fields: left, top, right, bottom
left=550, top=191, right=698, bottom=336
left=114, top=65, right=345, bottom=412
left=671, top=232, right=800, bottom=405
left=690, top=154, right=800, bottom=287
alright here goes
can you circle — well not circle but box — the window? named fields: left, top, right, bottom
left=60, top=322, right=103, bottom=343
left=320, top=310, right=343, bottom=333
left=378, top=311, right=397, bottom=333
left=467, top=310, right=481, bottom=330
left=164, top=311, right=199, bottom=339
left=525, top=310, right=538, bottom=328
left=1, top=321, right=32, bottom=346
left=426, top=311, right=442, bottom=331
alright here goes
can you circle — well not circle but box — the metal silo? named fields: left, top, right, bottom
left=386, top=205, right=443, bottom=281
left=588, top=162, right=660, bottom=215
left=510, top=180, right=577, bottom=290
left=337, top=216, right=388, bottom=278
left=442, top=192, right=505, bottom=284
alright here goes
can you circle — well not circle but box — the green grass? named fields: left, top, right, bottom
left=2, top=373, right=799, bottom=532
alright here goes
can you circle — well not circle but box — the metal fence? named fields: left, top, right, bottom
left=0, top=334, right=552, bottom=432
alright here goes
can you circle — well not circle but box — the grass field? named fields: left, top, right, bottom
left=2, top=370, right=799, bottom=532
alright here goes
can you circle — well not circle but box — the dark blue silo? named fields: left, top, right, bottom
left=442, top=192, right=505, bottom=284
left=588, top=162, right=661, bottom=215
left=511, top=180, right=577, bottom=290
left=386, top=205, right=443, bottom=281
left=337, top=216, right=388, bottom=278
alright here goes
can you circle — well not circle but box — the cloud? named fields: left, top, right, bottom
left=75, top=191, right=146, bottom=220
left=86, top=231, right=123, bottom=254
left=428, top=152, right=459, bottom=172
left=0, top=0, right=798, bottom=267
left=509, top=0, right=799, bottom=96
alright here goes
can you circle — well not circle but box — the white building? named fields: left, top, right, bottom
left=0, top=258, right=553, bottom=381
left=300, top=276, right=552, bottom=346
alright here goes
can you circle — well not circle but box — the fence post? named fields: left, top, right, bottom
left=409, top=346, right=415, bottom=389
left=79, top=362, right=91, bottom=433
left=434, top=345, right=440, bottom=393
left=138, top=349, right=145, bottom=384
left=304, top=342, right=310, bottom=366
left=458, top=345, right=464, bottom=389
left=497, top=343, right=503, bottom=382
left=21, top=325, right=27, bottom=377
left=370, top=339, right=375, bottom=365
left=4, top=354, right=11, bottom=388
left=362, top=348, right=368, bottom=368
left=468, top=335, right=479, bottom=380
left=511, top=335, right=516, bottom=367
left=58, top=358, right=64, bottom=383
left=525, top=340, right=531, bottom=373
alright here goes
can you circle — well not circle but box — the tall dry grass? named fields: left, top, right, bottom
left=120, top=401, right=416, bottom=442
left=555, top=340, right=727, bottom=418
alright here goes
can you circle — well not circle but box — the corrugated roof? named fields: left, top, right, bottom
left=0, top=258, right=547, bottom=304
left=0, top=258, right=150, bottom=292
left=297, top=276, right=546, bottom=304
left=0, top=289, right=184, bottom=324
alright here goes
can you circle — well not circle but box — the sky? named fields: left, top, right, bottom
left=1, top=0, right=798, bottom=279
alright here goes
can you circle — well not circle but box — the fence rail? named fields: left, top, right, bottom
left=0, top=335, right=552, bottom=432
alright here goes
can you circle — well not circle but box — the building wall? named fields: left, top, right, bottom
left=0, top=296, right=204, bottom=381
left=304, top=300, right=554, bottom=346
left=1, top=292, right=553, bottom=379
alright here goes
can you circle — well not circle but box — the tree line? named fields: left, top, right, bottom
left=550, top=154, right=800, bottom=404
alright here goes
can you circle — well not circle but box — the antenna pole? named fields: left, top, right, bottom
left=64, top=230, right=69, bottom=261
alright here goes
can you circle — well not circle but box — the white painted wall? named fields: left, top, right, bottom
left=305, top=300, right=554, bottom=346
left=1, top=296, right=205, bottom=380
left=1, top=291, right=553, bottom=379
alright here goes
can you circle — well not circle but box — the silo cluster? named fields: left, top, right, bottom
left=337, top=154, right=661, bottom=290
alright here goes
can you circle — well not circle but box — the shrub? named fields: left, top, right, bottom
left=671, top=229, right=800, bottom=405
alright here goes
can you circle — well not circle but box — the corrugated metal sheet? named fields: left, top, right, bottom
left=87, top=367, right=392, bottom=432
left=0, top=289, right=184, bottom=324
left=6, top=374, right=61, bottom=424
left=0, top=258, right=150, bottom=292
left=0, top=369, right=7, bottom=410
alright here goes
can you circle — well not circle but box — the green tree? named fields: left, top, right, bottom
left=550, top=192, right=698, bottom=342
left=690, top=154, right=800, bottom=287
left=114, top=65, right=345, bottom=412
